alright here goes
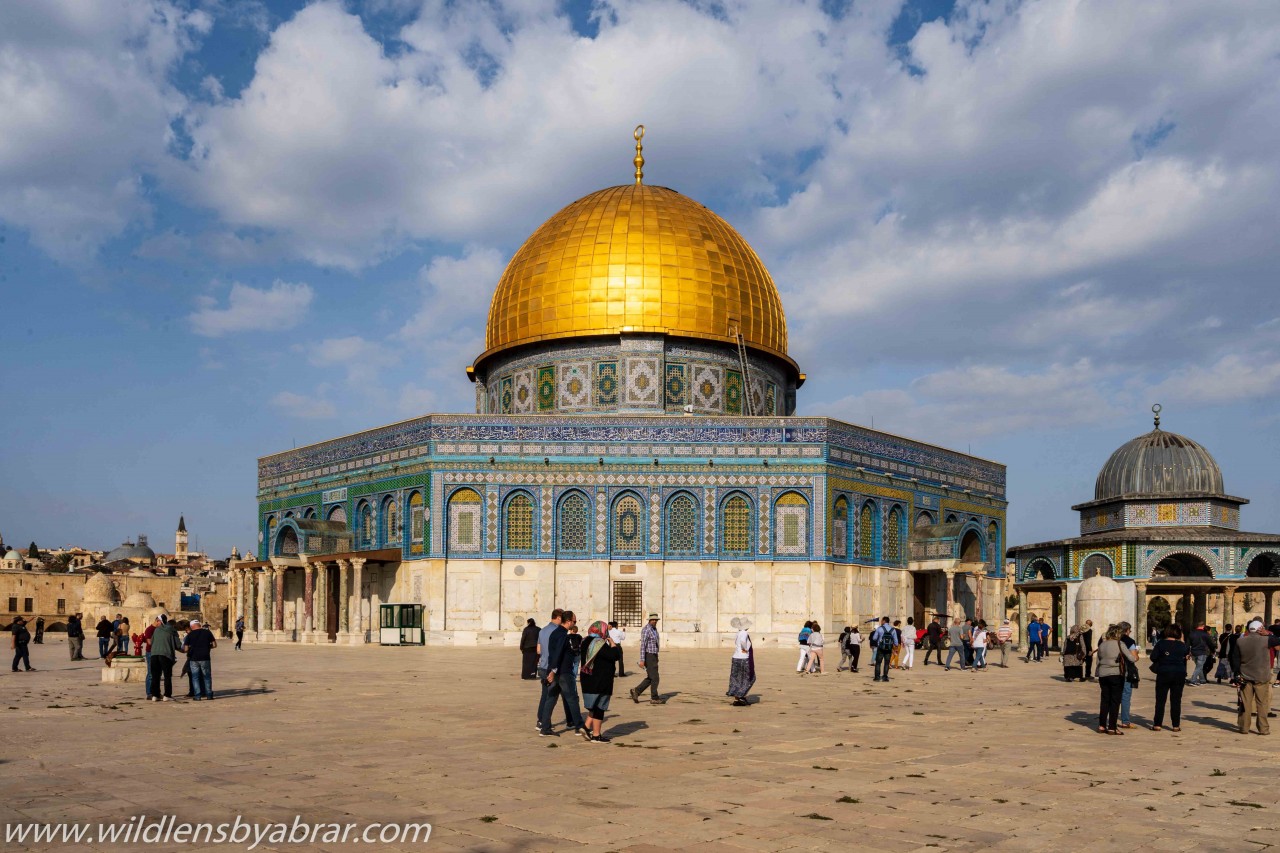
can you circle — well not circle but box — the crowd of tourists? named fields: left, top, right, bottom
left=522, top=608, right=757, bottom=743
left=796, top=615, right=1016, bottom=680
left=1062, top=618, right=1280, bottom=736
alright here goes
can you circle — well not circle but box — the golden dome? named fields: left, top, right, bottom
left=475, top=183, right=792, bottom=372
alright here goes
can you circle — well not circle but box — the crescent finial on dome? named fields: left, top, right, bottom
left=633, top=124, right=645, bottom=185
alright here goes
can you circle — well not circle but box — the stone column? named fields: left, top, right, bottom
left=312, top=562, right=327, bottom=643
left=254, top=568, right=267, bottom=635
left=944, top=570, right=956, bottom=621
left=351, top=558, right=366, bottom=643
left=1134, top=581, right=1148, bottom=649
left=303, top=563, right=316, bottom=642
left=338, top=560, right=350, bottom=636
left=273, top=566, right=286, bottom=634
left=1017, top=588, right=1029, bottom=651
left=236, top=569, right=247, bottom=631
left=1222, top=585, right=1237, bottom=630
left=973, top=571, right=986, bottom=623
left=1265, top=590, right=1274, bottom=627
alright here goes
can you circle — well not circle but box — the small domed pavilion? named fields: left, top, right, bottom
left=1009, top=405, right=1280, bottom=646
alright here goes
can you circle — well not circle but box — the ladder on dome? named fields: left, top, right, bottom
left=733, top=329, right=756, bottom=417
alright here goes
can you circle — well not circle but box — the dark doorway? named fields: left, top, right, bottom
left=913, top=573, right=928, bottom=627
left=960, top=530, right=982, bottom=563
left=326, top=565, right=339, bottom=640
left=1246, top=554, right=1279, bottom=578
left=1147, top=596, right=1171, bottom=632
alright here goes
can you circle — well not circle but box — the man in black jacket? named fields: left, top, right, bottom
left=66, top=613, right=85, bottom=660
left=1189, top=623, right=1213, bottom=686
left=924, top=617, right=944, bottom=666
left=1081, top=620, right=1095, bottom=681
left=539, top=610, right=587, bottom=739
left=95, top=616, right=114, bottom=659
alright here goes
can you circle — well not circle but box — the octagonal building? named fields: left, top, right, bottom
left=236, top=133, right=1008, bottom=646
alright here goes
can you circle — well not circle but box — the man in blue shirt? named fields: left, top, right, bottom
left=535, top=609, right=563, bottom=734
left=871, top=617, right=897, bottom=682
left=1026, top=618, right=1043, bottom=662
left=540, top=610, right=587, bottom=739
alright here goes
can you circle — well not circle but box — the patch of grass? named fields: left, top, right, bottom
left=1228, top=801, right=1263, bottom=809
left=803, top=813, right=833, bottom=821
left=683, top=718, right=703, bottom=724
left=993, top=798, right=1008, bottom=804
left=907, top=774, right=925, bottom=778
left=546, top=743, right=558, bottom=748
left=812, top=766, right=838, bottom=771
left=1145, top=807, right=1156, bottom=812
left=479, top=816, right=498, bottom=823
left=836, top=796, right=859, bottom=804
left=912, top=711, right=925, bottom=715
left=1210, top=769, right=1226, bottom=777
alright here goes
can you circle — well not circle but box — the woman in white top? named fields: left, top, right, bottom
left=805, top=623, right=826, bottom=675
left=726, top=628, right=755, bottom=705
left=971, top=620, right=990, bottom=670
left=899, top=616, right=917, bottom=670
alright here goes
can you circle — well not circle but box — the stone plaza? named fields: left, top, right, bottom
left=3, top=638, right=1276, bottom=852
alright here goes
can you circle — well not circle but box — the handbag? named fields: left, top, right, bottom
left=1119, top=643, right=1139, bottom=686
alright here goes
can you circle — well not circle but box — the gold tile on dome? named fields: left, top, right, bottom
left=480, top=183, right=788, bottom=361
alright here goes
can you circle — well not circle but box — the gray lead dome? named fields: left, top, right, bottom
left=1094, top=428, right=1225, bottom=501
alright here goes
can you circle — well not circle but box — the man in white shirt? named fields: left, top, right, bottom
left=608, top=621, right=627, bottom=677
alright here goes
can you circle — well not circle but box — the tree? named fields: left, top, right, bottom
left=27, top=542, right=39, bottom=558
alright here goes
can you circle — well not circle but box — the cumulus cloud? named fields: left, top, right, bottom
left=270, top=390, right=335, bottom=419
left=0, top=1, right=208, bottom=262
left=189, top=280, right=313, bottom=337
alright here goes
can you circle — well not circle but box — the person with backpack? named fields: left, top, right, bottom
left=796, top=621, right=813, bottom=674
left=945, top=618, right=969, bottom=671
left=872, top=617, right=897, bottom=682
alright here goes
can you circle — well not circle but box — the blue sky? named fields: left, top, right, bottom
left=2, top=0, right=1279, bottom=558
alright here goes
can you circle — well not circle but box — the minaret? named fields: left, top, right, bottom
left=176, top=515, right=188, bottom=562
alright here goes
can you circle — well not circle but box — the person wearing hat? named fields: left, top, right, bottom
left=182, top=619, right=217, bottom=700
left=1229, top=620, right=1280, bottom=735
left=10, top=616, right=35, bottom=672
left=629, top=614, right=665, bottom=704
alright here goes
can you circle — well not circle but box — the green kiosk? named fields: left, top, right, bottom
left=379, top=603, right=424, bottom=646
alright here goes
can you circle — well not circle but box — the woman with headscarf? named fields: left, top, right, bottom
left=1060, top=625, right=1085, bottom=682
left=727, top=627, right=756, bottom=705
left=578, top=620, right=621, bottom=743
left=519, top=618, right=540, bottom=679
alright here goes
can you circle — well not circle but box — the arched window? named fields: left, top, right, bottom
left=327, top=505, right=346, bottom=524
left=832, top=497, right=848, bottom=558
left=666, top=493, right=699, bottom=556
left=858, top=502, right=876, bottom=560
left=382, top=497, right=400, bottom=546
left=775, top=492, right=809, bottom=557
left=915, top=510, right=934, bottom=528
left=303, top=507, right=316, bottom=520
left=505, top=492, right=534, bottom=552
left=987, top=521, right=998, bottom=565
left=945, top=513, right=958, bottom=524
left=447, top=488, right=482, bottom=553
left=1082, top=553, right=1114, bottom=579
left=721, top=494, right=753, bottom=556
left=558, top=492, right=590, bottom=554
left=277, top=525, right=299, bottom=556
left=885, top=506, right=902, bottom=563
left=357, top=502, right=375, bottom=548
left=408, top=492, right=425, bottom=554
left=612, top=494, right=644, bottom=554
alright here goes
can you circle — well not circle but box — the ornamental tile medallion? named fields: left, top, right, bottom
left=623, top=356, right=661, bottom=406
left=665, top=363, right=688, bottom=409
left=558, top=362, right=591, bottom=409
left=691, top=365, right=723, bottom=412
left=536, top=365, right=556, bottom=412
left=595, top=363, right=618, bottom=407
left=513, top=370, right=534, bottom=414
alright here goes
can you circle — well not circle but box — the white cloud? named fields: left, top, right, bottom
left=1147, top=353, right=1280, bottom=405
left=189, top=280, right=313, bottom=337
left=306, top=335, right=398, bottom=387
left=0, top=1, right=208, bottom=262
left=822, top=359, right=1123, bottom=444
left=270, top=390, right=335, bottom=420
